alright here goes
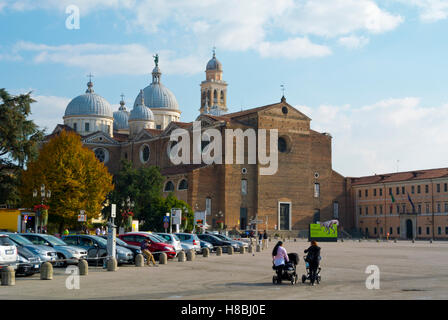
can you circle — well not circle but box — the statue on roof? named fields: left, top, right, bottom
left=153, top=53, right=159, bottom=67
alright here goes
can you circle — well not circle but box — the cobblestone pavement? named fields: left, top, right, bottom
left=1, top=239, right=447, bottom=299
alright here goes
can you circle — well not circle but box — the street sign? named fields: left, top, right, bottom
left=163, top=222, right=169, bottom=229
left=78, top=214, right=86, bottom=222
left=23, top=215, right=28, bottom=221
left=111, top=204, right=116, bottom=218
left=163, top=216, right=170, bottom=223
left=171, top=208, right=182, bottom=225
left=250, top=219, right=264, bottom=224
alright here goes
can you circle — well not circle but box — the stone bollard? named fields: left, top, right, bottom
left=341, top=238, right=344, bottom=242
left=412, top=239, right=415, bottom=243
left=135, top=254, right=144, bottom=267
left=107, top=257, right=118, bottom=271
left=359, top=239, right=362, bottom=242
left=377, top=239, right=380, bottom=243
left=78, top=259, right=88, bottom=275
left=256, top=244, right=261, bottom=252
left=187, top=250, right=195, bottom=261
left=248, top=245, right=253, bottom=253
left=430, top=239, right=433, bottom=244
left=178, top=251, right=186, bottom=262
left=240, top=246, right=245, bottom=254
left=1, top=266, right=15, bottom=286
left=394, top=239, right=397, bottom=243
left=227, top=246, right=234, bottom=255
left=216, top=247, right=222, bottom=256
left=202, top=248, right=210, bottom=258
left=294, top=238, right=297, bottom=242
left=159, top=253, right=168, bottom=265
left=40, top=262, right=53, bottom=280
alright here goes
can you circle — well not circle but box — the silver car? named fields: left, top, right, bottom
left=1, top=232, right=58, bottom=264
left=20, top=233, right=87, bottom=267
left=154, top=233, right=183, bottom=253
left=174, top=233, right=201, bottom=253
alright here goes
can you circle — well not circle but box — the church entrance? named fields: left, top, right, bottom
left=406, top=219, right=413, bottom=239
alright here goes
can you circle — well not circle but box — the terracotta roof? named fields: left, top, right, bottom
left=222, top=102, right=281, bottom=119
left=161, top=164, right=209, bottom=176
left=351, top=167, right=448, bottom=186
left=171, top=122, right=193, bottom=129
left=45, top=124, right=77, bottom=140
left=143, top=128, right=163, bottom=136
left=112, top=132, right=129, bottom=142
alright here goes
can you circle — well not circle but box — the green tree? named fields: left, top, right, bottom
left=105, top=160, right=193, bottom=232
left=0, top=89, right=45, bottom=206
left=20, top=130, right=113, bottom=232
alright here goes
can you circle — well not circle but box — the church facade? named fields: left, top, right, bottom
left=51, top=53, right=351, bottom=234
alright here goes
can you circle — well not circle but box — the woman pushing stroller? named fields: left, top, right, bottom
left=304, top=240, right=321, bottom=286
left=272, top=241, right=289, bottom=280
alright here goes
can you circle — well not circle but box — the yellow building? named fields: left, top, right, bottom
left=350, top=168, right=448, bottom=239
left=0, top=208, right=36, bottom=233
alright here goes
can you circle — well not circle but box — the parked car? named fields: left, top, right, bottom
left=0, top=234, right=18, bottom=270
left=154, top=233, right=183, bottom=253
left=99, top=235, right=142, bottom=262
left=16, top=246, right=41, bottom=276
left=118, top=232, right=176, bottom=259
left=211, top=233, right=248, bottom=250
left=62, top=235, right=133, bottom=265
left=200, top=240, right=214, bottom=252
left=197, top=233, right=238, bottom=252
left=1, top=232, right=57, bottom=264
left=175, top=233, right=201, bottom=253
left=21, top=233, right=87, bottom=267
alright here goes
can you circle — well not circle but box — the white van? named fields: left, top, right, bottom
left=0, top=234, right=18, bottom=270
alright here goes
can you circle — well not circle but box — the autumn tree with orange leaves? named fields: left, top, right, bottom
left=20, top=130, right=113, bottom=232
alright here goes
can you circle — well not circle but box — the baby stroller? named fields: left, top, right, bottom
left=272, top=253, right=299, bottom=285
left=301, top=255, right=321, bottom=284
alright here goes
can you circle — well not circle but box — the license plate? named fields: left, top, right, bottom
left=5, top=250, right=14, bottom=255
left=34, top=264, right=40, bottom=269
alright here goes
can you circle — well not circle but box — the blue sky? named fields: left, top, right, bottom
left=1, top=0, right=448, bottom=177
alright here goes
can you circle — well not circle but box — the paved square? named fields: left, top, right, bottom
left=1, top=239, right=447, bottom=299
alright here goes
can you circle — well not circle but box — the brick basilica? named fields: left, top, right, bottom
left=49, top=52, right=351, bottom=235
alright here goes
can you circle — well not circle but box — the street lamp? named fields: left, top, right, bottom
left=33, top=184, right=51, bottom=233
left=121, top=196, right=135, bottom=232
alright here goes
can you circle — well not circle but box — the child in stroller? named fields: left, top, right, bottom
left=301, top=255, right=321, bottom=284
left=272, top=253, right=299, bottom=285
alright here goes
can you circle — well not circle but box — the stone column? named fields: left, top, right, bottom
left=1, top=266, right=15, bottom=286
left=40, top=262, right=53, bottom=280
left=78, top=259, right=88, bottom=275
left=135, top=254, right=144, bottom=267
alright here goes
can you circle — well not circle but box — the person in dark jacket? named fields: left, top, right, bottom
left=140, top=238, right=158, bottom=267
left=304, top=240, right=321, bottom=285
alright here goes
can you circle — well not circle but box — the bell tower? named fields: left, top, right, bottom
left=200, top=49, right=228, bottom=115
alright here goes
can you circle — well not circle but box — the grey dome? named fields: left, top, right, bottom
left=113, top=101, right=129, bottom=130
left=133, top=63, right=179, bottom=110
left=129, top=90, right=155, bottom=121
left=206, top=53, right=222, bottom=71
left=64, top=82, right=113, bottom=118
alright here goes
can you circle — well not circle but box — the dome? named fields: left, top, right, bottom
left=133, top=65, right=179, bottom=110
left=129, top=89, right=155, bottom=121
left=133, top=84, right=179, bottom=110
left=64, top=81, right=113, bottom=118
left=113, top=99, right=129, bottom=130
left=206, top=52, right=222, bottom=71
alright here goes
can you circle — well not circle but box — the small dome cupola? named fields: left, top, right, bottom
left=206, top=49, right=222, bottom=71
left=113, top=94, right=130, bottom=131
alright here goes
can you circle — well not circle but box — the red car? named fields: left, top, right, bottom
left=118, top=232, right=176, bottom=259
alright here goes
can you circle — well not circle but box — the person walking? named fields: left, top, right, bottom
left=304, top=240, right=321, bottom=286
left=272, top=241, right=289, bottom=281
left=63, top=228, right=69, bottom=236
left=263, top=230, right=268, bottom=249
left=95, top=227, right=101, bottom=236
left=258, top=232, right=263, bottom=247
left=140, top=238, right=158, bottom=267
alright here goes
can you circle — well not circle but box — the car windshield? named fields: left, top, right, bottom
left=150, top=234, right=167, bottom=243
left=6, top=233, right=34, bottom=246
left=0, top=236, right=13, bottom=246
left=41, top=235, right=67, bottom=246
left=90, top=236, right=107, bottom=246
left=172, top=234, right=180, bottom=241
left=115, top=238, right=127, bottom=246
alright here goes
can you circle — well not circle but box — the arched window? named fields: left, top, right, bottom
left=278, top=137, right=287, bottom=153
left=213, top=89, right=218, bottom=103
left=140, top=144, right=150, bottom=163
left=241, top=179, right=248, bottom=195
left=164, top=181, right=175, bottom=192
left=178, top=179, right=188, bottom=190
left=94, top=148, right=109, bottom=163
left=220, top=91, right=224, bottom=102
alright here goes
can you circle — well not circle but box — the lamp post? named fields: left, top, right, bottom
left=217, top=210, right=224, bottom=233
left=32, top=184, right=51, bottom=233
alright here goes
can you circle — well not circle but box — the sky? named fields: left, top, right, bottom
left=1, top=0, right=448, bottom=177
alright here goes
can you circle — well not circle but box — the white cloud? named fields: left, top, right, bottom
left=297, top=97, right=448, bottom=176
left=29, top=94, right=71, bottom=133
left=13, top=41, right=205, bottom=76
left=257, top=38, right=332, bottom=59
left=2, top=0, right=403, bottom=59
left=338, top=35, right=370, bottom=49
left=397, top=0, right=448, bottom=22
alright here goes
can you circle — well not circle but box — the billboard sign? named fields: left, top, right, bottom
left=309, top=223, right=338, bottom=242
